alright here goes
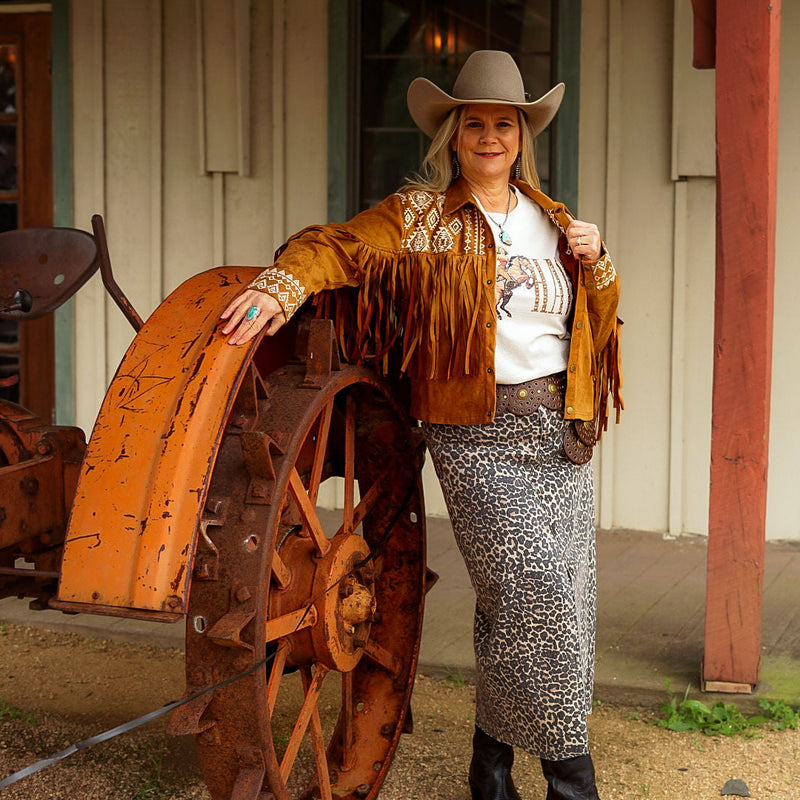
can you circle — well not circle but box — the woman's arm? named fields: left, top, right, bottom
left=220, top=194, right=406, bottom=345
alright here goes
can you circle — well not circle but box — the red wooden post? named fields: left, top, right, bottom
left=702, top=0, right=781, bottom=692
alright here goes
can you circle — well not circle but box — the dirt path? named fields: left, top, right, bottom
left=0, top=623, right=798, bottom=799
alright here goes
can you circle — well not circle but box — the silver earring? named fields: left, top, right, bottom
left=452, top=153, right=460, bottom=181
left=513, top=155, right=521, bottom=180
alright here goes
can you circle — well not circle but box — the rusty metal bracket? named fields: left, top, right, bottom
left=206, top=585, right=257, bottom=651
left=193, top=497, right=228, bottom=582
left=165, top=691, right=216, bottom=736
left=300, top=318, right=342, bottom=389
left=230, top=747, right=267, bottom=800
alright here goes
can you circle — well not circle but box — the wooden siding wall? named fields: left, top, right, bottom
left=70, top=0, right=329, bottom=435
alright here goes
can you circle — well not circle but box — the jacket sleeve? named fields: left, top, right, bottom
left=581, top=245, right=619, bottom=354
left=582, top=245, right=623, bottom=429
left=247, top=194, right=406, bottom=319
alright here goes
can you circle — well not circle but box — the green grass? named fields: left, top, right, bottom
left=0, top=698, right=36, bottom=724
left=443, top=667, right=466, bottom=688
left=136, top=742, right=168, bottom=799
left=653, top=681, right=800, bottom=737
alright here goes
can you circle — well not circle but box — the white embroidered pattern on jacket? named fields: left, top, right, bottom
left=248, top=269, right=307, bottom=317
left=397, top=190, right=485, bottom=255
left=590, top=256, right=616, bottom=291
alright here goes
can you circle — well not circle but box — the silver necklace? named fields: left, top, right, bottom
left=484, top=188, right=513, bottom=246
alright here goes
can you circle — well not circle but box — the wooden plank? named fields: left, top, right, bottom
left=703, top=0, right=781, bottom=690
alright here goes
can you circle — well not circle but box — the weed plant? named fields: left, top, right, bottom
left=654, top=681, right=800, bottom=737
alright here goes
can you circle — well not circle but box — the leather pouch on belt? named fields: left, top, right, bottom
left=563, top=419, right=596, bottom=465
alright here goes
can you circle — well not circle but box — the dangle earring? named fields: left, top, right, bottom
left=513, top=154, right=522, bottom=180
left=452, top=153, right=461, bottom=181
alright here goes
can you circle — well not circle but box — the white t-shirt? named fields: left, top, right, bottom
left=474, top=188, right=573, bottom=385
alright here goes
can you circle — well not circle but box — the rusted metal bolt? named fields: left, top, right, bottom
left=91, top=591, right=100, bottom=600
left=204, top=496, right=226, bottom=515
left=380, top=723, right=393, bottom=738
left=166, top=595, right=182, bottom=609
left=20, top=477, right=39, bottom=496
left=250, top=482, right=268, bottom=499
left=193, top=561, right=212, bottom=579
left=233, top=655, right=251, bottom=672
left=235, top=586, right=252, bottom=603
left=36, top=438, right=54, bottom=456
left=372, top=761, right=382, bottom=772
left=355, top=785, right=371, bottom=798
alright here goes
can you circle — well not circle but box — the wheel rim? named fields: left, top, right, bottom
left=178, top=356, right=427, bottom=800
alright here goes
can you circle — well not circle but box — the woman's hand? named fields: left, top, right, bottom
left=566, top=220, right=602, bottom=262
left=220, top=289, right=287, bottom=345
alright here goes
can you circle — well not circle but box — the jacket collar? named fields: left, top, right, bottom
left=442, top=177, right=573, bottom=230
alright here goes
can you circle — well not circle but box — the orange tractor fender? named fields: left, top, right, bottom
left=54, top=266, right=266, bottom=620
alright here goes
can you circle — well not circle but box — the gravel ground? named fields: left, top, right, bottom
left=0, top=623, right=798, bottom=800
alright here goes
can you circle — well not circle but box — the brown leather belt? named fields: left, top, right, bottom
left=495, top=373, right=566, bottom=415
left=495, top=372, right=596, bottom=465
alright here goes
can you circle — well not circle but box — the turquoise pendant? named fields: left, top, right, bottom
left=499, top=230, right=512, bottom=246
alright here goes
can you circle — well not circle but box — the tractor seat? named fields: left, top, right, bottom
left=0, top=227, right=99, bottom=320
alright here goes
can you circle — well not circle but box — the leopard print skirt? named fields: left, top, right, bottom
left=422, top=406, right=596, bottom=760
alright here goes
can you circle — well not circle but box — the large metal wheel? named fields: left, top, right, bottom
left=172, top=321, right=429, bottom=800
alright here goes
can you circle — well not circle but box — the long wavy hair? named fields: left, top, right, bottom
left=403, top=105, right=541, bottom=193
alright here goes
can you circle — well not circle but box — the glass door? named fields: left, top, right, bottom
left=0, top=12, right=53, bottom=421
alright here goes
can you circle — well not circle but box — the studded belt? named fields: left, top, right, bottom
left=495, top=372, right=596, bottom=465
left=495, top=373, right=566, bottom=415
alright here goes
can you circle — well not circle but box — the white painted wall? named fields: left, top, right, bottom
left=67, top=0, right=800, bottom=539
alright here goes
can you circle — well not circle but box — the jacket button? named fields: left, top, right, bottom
left=486, top=322, right=492, bottom=328
left=576, top=320, right=583, bottom=330
left=569, top=364, right=576, bottom=373
left=586, top=281, right=595, bottom=289
left=566, top=406, right=574, bottom=415
left=487, top=367, right=493, bottom=374
left=486, top=279, right=493, bottom=285
left=488, top=242, right=494, bottom=249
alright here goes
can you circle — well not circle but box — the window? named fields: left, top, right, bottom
left=332, top=0, right=566, bottom=217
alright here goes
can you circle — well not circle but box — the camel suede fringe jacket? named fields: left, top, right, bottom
left=250, top=178, right=622, bottom=431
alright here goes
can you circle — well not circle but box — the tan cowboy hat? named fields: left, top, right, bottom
left=407, top=50, right=564, bottom=139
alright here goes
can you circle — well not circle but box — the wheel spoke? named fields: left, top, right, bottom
left=265, top=605, right=318, bottom=643
left=271, top=549, right=292, bottom=590
left=308, top=401, right=334, bottom=506
left=340, top=671, right=356, bottom=771
left=266, top=640, right=290, bottom=714
left=288, top=468, right=330, bottom=555
left=363, top=639, right=401, bottom=677
left=304, top=669, right=334, bottom=800
left=280, top=665, right=330, bottom=783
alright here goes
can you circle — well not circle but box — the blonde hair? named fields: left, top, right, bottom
left=403, top=105, right=542, bottom=193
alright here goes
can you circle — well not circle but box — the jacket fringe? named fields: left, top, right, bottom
left=314, top=245, right=486, bottom=382
left=596, top=318, right=624, bottom=439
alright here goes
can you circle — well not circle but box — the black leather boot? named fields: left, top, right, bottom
left=468, top=726, right=522, bottom=800
left=539, top=754, right=600, bottom=800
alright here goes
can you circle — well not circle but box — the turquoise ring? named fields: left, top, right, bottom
left=246, top=305, right=260, bottom=321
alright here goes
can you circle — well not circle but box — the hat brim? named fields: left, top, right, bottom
left=407, top=78, right=565, bottom=139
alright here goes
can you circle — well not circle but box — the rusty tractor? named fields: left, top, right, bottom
left=0, top=217, right=436, bottom=800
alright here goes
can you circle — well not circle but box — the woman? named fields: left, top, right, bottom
left=222, top=50, right=621, bottom=800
